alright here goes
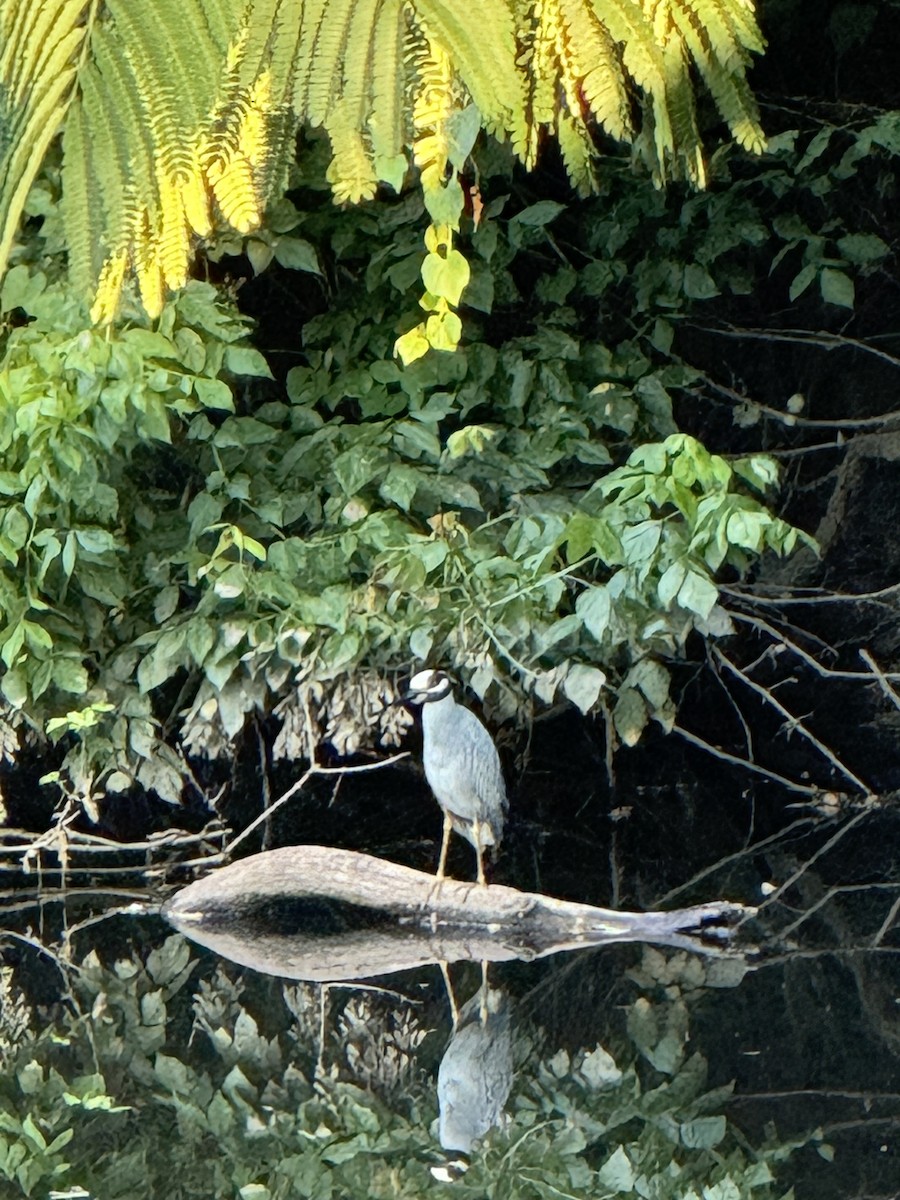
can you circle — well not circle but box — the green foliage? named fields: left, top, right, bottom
left=3, top=111, right=852, bottom=803
left=0, top=272, right=272, bottom=806
left=0, top=937, right=808, bottom=1198
left=1, top=0, right=768, bottom=350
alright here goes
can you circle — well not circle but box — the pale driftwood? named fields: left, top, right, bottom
left=163, top=845, right=754, bottom=983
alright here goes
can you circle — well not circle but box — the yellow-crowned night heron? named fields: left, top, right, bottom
left=403, top=669, right=507, bottom=886
left=430, top=986, right=513, bottom=1180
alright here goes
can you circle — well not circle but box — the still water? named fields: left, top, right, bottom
left=1, top=725, right=898, bottom=1200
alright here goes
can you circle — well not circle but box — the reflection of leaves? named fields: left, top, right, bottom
left=597, top=1144, right=635, bottom=1191
left=0, top=941, right=812, bottom=1200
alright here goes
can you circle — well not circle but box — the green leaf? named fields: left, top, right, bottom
left=837, top=232, right=890, bottom=264
left=423, top=180, right=465, bottom=227
left=820, top=267, right=854, bottom=308
left=445, top=104, right=481, bottom=169
left=563, top=664, right=606, bottom=713
left=21, top=1113, right=47, bottom=1151
left=512, top=201, right=565, bottom=227
left=273, top=237, right=321, bottom=274
left=446, top=424, right=498, bottom=458
left=576, top=586, right=611, bottom=641
left=74, top=527, right=118, bottom=554
left=677, top=569, right=718, bottom=619
left=613, top=687, right=647, bottom=747
left=683, top=263, right=718, bottom=300
left=421, top=248, right=471, bottom=306
left=394, top=325, right=431, bottom=365
left=681, top=1116, right=727, bottom=1149
left=789, top=262, right=816, bottom=301
left=1, top=622, right=24, bottom=668
left=629, top=659, right=670, bottom=711
left=194, top=378, right=235, bottom=410
left=1, top=666, right=27, bottom=707
left=52, top=659, right=89, bottom=695
left=597, top=1146, right=635, bottom=1193
left=657, top=560, right=686, bottom=607
left=224, top=345, right=274, bottom=378
left=621, top=521, right=661, bottom=566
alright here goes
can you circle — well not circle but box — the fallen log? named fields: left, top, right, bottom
left=163, top=845, right=754, bottom=982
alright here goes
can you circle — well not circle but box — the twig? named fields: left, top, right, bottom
left=222, top=752, right=410, bottom=857
left=754, top=807, right=873, bottom=914
left=708, top=645, right=755, bottom=759
left=777, top=882, right=900, bottom=939
left=722, top=582, right=900, bottom=607
left=671, top=724, right=821, bottom=796
left=730, top=612, right=900, bottom=683
left=0, top=824, right=226, bottom=855
left=656, top=814, right=818, bottom=906
left=871, top=890, right=900, bottom=948
left=859, top=648, right=900, bottom=712
left=684, top=322, right=900, bottom=372
left=713, top=647, right=872, bottom=795
left=697, top=374, right=900, bottom=430
left=730, top=1089, right=900, bottom=1104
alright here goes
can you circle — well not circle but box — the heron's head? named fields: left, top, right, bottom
left=429, top=1155, right=469, bottom=1182
left=403, top=668, right=453, bottom=705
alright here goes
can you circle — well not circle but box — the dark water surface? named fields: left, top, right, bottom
left=1, top=721, right=899, bottom=1199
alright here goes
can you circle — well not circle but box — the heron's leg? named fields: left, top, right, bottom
left=473, top=819, right=487, bottom=886
left=479, top=959, right=489, bottom=1025
left=440, top=960, right=460, bottom=1029
left=436, top=812, right=452, bottom=880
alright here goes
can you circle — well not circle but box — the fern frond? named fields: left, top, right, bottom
left=207, top=149, right=260, bottom=231
left=368, top=0, right=406, bottom=174
left=558, top=0, right=631, bottom=142
left=410, top=22, right=459, bottom=193
left=134, top=208, right=166, bottom=318
left=413, top=0, right=524, bottom=142
left=327, top=104, right=379, bottom=203
left=60, top=100, right=97, bottom=292
left=557, top=108, right=598, bottom=195
left=305, top=0, right=355, bottom=128
left=594, top=0, right=672, bottom=176
left=157, top=171, right=191, bottom=289
left=322, top=0, right=382, bottom=200
left=0, top=0, right=87, bottom=286
left=90, top=247, right=128, bottom=325
left=668, top=0, right=764, bottom=152
left=291, top=0, right=329, bottom=116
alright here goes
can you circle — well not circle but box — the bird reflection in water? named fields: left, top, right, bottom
left=431, top=983, right=513, bottom=1181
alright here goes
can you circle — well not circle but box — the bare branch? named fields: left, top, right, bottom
left=713, top=647, right=872, bottom=795
left=671, top=724, right=821, bottom=796
left=222, top=752, right=410, bottom=858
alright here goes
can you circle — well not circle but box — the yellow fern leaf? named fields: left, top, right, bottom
left=327, top=106, right=379, bottom=204
left=90, top=249, right=129, bottom=326
left=411, top=29, right=456, bottom=192
left=134, top=215, right=166, bottom=319
left=238, top=70, right=273, bottom=170
left=556, top=108, right=596, bottom=195
left=531, top=0, right=562, bottom=132
left=157, top=171, right=190, bottom=290
left=306, top=0, right=356, bottom=128
left=558, top=0, right=631, bottom=141
left=181, top=155, right=213, bottom=237
left=208, top=151, right=260, bottom=232
left=414, top=0, right=524, bottom=144
left=369, top=0, right=405, bottom=166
